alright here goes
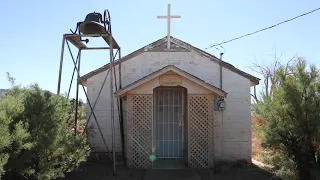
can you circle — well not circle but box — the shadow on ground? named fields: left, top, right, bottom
left=197, top=160, right=277, bottom=180
left=60, top=162, right=146, bottom=180
left=61, top=160, right=277, bottom=180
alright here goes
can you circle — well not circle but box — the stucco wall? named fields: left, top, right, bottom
left=86, top=51, right=252, bottom=162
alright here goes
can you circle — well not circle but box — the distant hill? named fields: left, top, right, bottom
left=0, top=89, right=6, bottom=96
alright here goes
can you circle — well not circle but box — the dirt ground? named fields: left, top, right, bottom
left=197, top=161, right=276, bottom=180
left=61, top=162, right=146, bottom=180
left=61, top=161, right=276, bottom=180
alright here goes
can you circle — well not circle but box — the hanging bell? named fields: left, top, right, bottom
left=79, top=12, right=106, bottom=36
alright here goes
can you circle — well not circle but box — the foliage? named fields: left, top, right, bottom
left=253, top=58, right=320, bottom=179
left=68, top=99, right=87, bottom=136
left=267, top=152, right=296, bottom=179
left=251, top=116, right=273, bottom=162
left=0, top=75, right=89, bottom=180
left=249, top=52, right=297, bottom=103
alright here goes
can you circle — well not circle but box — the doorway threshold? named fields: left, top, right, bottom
left=153, top=158, right=187, bottom=169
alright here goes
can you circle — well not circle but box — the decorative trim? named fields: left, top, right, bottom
left=159, top=74, right=182, bottom=86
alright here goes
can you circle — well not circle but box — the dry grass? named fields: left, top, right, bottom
left=251, top=115, right=264, bottom=162
left=251, top=116, right=274, bottom=163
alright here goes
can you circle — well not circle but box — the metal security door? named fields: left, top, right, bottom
left=154, top=87, right=184, bottom=158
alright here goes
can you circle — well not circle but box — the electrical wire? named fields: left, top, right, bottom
left=206, top=7, right=320, bottom=49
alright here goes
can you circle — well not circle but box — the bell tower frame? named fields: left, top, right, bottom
left=56, top=10, right=123, bottom=176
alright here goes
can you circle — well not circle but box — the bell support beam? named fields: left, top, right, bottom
left=66, top=35, right=87, bottom=49
left=65, top=33, right=120, bottom=49
left=82, top=47, right=111, bottom=50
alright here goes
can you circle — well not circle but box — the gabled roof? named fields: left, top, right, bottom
left=80, top=36, right=260, bottom=85
left=115, top=65, right=227, bottom=97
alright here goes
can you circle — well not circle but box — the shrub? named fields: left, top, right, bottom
left=0, top=84, right=89, bottom=180
left=268, top=152, right=296, bottom=180
left=254, top=58, right=320, bottom=179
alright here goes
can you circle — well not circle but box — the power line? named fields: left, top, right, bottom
left=206, top=7, right=320, bottom=49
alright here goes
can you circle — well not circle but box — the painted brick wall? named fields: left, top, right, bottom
left=86, top=51, right=252, bottom=162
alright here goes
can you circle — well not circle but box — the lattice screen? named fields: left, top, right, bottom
left=127, top=95, right=153, bottom=168
left=188, top=95, right=214, bottom=168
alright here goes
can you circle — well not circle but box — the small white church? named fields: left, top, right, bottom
left=80, top=5, right=260, bottom=169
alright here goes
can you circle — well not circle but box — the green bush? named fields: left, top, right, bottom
left=0, top=84, right=89, bottom=180
left=254, top=58, right=320, bottom=179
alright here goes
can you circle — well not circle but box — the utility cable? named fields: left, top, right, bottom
left=206, top=7, right=320, bottom=49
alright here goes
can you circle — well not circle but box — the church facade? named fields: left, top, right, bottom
left=81, top=36, right=260, bottom=169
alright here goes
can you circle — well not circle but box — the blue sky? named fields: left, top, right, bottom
left=1, top=0, right=320, bottom=100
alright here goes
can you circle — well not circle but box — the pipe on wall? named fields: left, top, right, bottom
left=219, top=52, right=224, bottom=90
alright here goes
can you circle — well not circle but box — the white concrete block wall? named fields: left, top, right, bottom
left=86, top=51, right=252, bottom=162
left=120, top=52, right=221, bottom=88
left=86, top=67, right=123, bottom=152
left=217, top=67, right=252, bottom=161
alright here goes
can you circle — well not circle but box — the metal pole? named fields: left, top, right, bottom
left=67, top=51, right=80, bottom=98
left=109, top=34, right=116, bottom=175
left=118, top=49, right=122, bottom=88
left=118, top=48, right=126, bottom=164
left=74, top=50, right=81, bottom=135
left=66, top=40, right=112, bottom=159
left=219, top=53, right=224, bottom=89
left=219, top=52, right=224, bottom=160
left=57, top=35, right=66, bottom=94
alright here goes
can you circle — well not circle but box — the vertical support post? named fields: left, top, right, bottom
left=118, top=49, right=126, bottom=164
left=109, top=35, right=116, bottom=175
left=74, top=49, right=81, bottom=135
left=219, top=52, right=224, bottom=160
left=118, top=49, right=122, bottom=89
left=57, top=35, right=66, bottom=95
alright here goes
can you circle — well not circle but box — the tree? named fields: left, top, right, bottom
left=68, top=98, right=87, bottom=136
left=249, top=52, right=296, bottom=103
left=254, top=58, right=320, bottom=179
left=0, top=74, right=90, bottom=180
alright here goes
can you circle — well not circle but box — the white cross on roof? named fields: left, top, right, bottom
left=157, top=4, right=181, bottom=49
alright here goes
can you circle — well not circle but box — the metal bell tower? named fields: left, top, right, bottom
left=56, top=9, right=123, bottom=176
